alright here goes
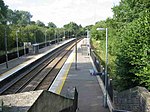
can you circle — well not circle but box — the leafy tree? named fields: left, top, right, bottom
left=0, top=0, right=8, bottom=24
left=63, top=22, right=84, bottom=37
left=36, top=20, right=45, bottom=27
left=48, top=22, right=57, bottom=28
left=6, top=10, right=32, bottom=25
left=116, top=11, right=150, bottom=90
left=90, top=0, right=150, bottom=91
left=30, top=21, right=36, bottom=25
left=0, top=0, right=57, bottom=55
left=17, top=11, right=32, bottom=25
left=64, top=22, right=78, bottom=35
left=112, top=0, right=150, bottom=90
left=46, top=28, right=55, bottom=41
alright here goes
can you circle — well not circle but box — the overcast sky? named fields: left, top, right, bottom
left=5, top=0, right=120, bottom=27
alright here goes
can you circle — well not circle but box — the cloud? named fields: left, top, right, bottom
left=4, top=0, right=120, bottom=27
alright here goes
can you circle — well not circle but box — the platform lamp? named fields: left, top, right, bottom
left=64, top=29, right=65, bottom=37
left=45, top=29, right=47, bottom=47
left=55, top=29, right=57, bottom=44
left=34, top=30, right=37, bottom=44
left=86, top=30, right=90, bottom=55
left=63, top=29, right=65, bottom=40
left=96, top=27, right=108, bottom=108
left=4, top=21, right=10, bottom=68
left=16, top=30, right=20, bottom=58
left=75, top=35, right=77, bottom=70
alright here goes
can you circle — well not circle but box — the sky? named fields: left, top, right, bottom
left=4, top=0, right=120, bottom=27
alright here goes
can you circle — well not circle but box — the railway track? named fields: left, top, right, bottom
left=0, top=39, right=80, bottom=95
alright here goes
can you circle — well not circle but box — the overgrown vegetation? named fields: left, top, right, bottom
left=91, top=0, right=150, bottom=91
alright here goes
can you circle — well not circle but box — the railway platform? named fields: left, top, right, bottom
left=0, top=39, right=74, bottom=82
left=49, top=38, right=109, bottom=112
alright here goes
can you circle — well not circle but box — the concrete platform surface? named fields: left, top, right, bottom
left=60, top=39, right=109, bottom=112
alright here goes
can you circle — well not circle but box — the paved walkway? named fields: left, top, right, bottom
left=60, top=41, right=109, bottom=112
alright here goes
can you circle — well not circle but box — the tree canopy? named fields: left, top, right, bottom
left=4, top=9, right=32, bottom=26
left=0, top=0, right=8, bottom=24
left=36, top=20, right=45, bottom=27
left=91, top=0, right=150, bottom=91
left=48, top=22, right=57, bottom=28
left=0, top=0, right=86, bottom=55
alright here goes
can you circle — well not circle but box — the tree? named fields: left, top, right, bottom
left=63, top=22, right=83, bottom=37
left=6, top=10, right=32, bottom=25
left=116, top=11, right=150, bottom=90
left=112, top=0, right=150, bottom=23
left=63, top=22, right=79, bottom=31
left=90, top=0, right=150, bottom=91
left=30, top=21, right=36, bottom=25
left=0, top=0, right=8, bottom=24
left=36, top=20, right=45, bottom=27
left=90, top=20, right=106, bottom=40
left=112, top=0, right=150, bottom=90
left=48, top=22, right=57, bottom=28
left=18, top=11, right=32, bottom=25
left=0, top=0, right=58, bottom=55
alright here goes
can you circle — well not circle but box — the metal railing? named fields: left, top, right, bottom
left=91, top=50, right=131, bottom=112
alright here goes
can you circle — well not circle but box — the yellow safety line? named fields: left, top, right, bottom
left=0, top=60, right=32, bottom=78
left=0, top=64, right=22, bottom=77
left=56, top=54, right=75, bottom=94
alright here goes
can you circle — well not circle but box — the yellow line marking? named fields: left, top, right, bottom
left=56, top=54, right=75, bottom=94
left=0, top=60, right=33, bottom=78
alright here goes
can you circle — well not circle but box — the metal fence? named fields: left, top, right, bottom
left=91, top=50, right=132, bottom=112
left=0, top=48, right=29, bottom=64
left=91, top=50, right=114, bottom=102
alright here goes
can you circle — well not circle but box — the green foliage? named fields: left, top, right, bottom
left=90, top=21, right=106, bottom=40
left=113, top=0, right=150, bottom=91
left=116, top=10, right=150, bottom=90
left=90, top=19, right=117, bottom=81
left=7, top=9, right=32, bottom=25
left=48, top=22, right=57, bottom=28
left=63, top=22, right=85, bottom=37
left=63, top=22, right=79, bottom=31
left=36, top=20, right=45, bottom=27
left=0, top=0, right=8, bottom=24
left=0, top=0, right=86, bottom=58
left=91, top=0, right=150, bottom=91
left=112, top=0, right=150, bottom=23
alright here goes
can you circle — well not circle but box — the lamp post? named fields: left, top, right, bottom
left=4, top=21, right=10, bottom=68
left=45, top=30, right=47, bottom=47
left=16, top=30, right=19, bottom=58
left=75, top=36, right=77, bottom=70
left=34, top=30, right=37, bottom=44
left=57, top=30, right=59, bottom=44
left=64, top=29, right=65, bottom=37
left=68, top=31, right=70, bottom=39
left=96, top=27, right=108, bottom=108
left=55, top=29, right=57, bottom=44
left=63, top=29, right=65, bottom=40
left=86, top=30, right=90, bottom=55
left=4, top=26, right=8, bottom=68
